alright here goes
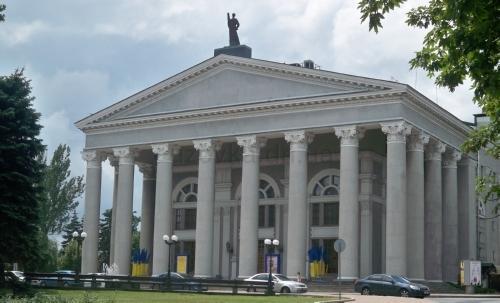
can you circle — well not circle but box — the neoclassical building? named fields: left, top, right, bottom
left=76, top=52, right=498, bottom=281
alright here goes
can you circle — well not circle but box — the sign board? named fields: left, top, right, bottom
left=463, top=260, right=481, bottom=286
left=265, top=254, right=280, bottom=273
left=176, top=255, right=188, bottom=274
left=334, top=239, right=346, bottom=253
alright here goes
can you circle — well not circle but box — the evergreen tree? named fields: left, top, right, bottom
left=61, top=210, right=83, bottom=248
left=0, top=70, right=45, bottom=284
left=58, top=239, right=80, bottom=272
left=39, top=144, right=84, bottom=235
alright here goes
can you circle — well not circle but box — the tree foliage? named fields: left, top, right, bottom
left=358, top=0, right=499, bottom=207
left=0, top=70, right=45, bottom=280
left=39, top=144, right=84, bottom=235
left=61, top=210, right=83, bottom=249
left=58, top=239, right=81, bottom=272
left=0, top=4, right=5, bottom=22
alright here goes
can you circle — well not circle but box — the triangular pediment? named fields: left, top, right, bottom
left=76, top=55, right=404, bottom=129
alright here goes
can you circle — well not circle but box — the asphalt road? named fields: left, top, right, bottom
left=429, top=298, right=500, bottom=303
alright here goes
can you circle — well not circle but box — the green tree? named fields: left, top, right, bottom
left=0, top=70, right=45, bottom=285
left=0, top=3, right=5, bottom=22
left=36, top=234, right=59, bottom=272
left=39, top=144, right=84, bottom=235
left=58, top=239, right=80, bottom=272
left=61, top=210, right=83, bottom=248
left=358, top=0, right=499, bottom=209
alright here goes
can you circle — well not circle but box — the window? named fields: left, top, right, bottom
left=174, top=181, right=198, bottom=230
left=258, top=205, right=276, bottom=228
left=312, top=175, right=339, bottom=197
left=259, top=179, right=276, bottom=199
left=311, top=203, right=339, bottom=226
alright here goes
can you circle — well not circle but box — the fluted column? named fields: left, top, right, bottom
left=406, top=131, right=429, bottom=280
left=442, top=148, right=461, bottom=282
left=108, top=156, right=119, bottom=266
left=138, top=163, right=156, bottom=274
left=381, top=121, right=411, bottom=276
left=236, top=135, right=265, bottom=278
left=359, top=152, right=374, bottom=277
left=151, top=143, right=176, bottom=274
left=81, top=150, right=103, bottom=274
left=458, top=157, right=477, bottom=260
left=193, top=139, right=218, bottom=277
left=112, top=147, right=135, bottom=275
left=424, top=140, right=446, bottom=280
left=284, top=130, right=312, bottom=276
left=335, top=125, right=362, bottom=279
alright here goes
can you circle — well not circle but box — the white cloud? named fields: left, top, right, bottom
left=0, top=20, right=49, bottom=46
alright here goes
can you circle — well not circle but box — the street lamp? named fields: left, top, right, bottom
left=264, top=238, right=279, bottom=295
left=72, top=231, right=87, bottom=279
left=163, top=234, right=178, bottom=291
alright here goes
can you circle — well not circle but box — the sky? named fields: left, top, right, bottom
left=0, top=0, right=480, bottom=235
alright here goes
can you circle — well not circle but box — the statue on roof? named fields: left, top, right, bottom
left=227, top=12, right=240, bottom=46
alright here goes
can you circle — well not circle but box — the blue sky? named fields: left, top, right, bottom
left=1, top=0, right=480, bottom=235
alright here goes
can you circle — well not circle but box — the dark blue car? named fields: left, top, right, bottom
left=354, top=274, right=430, bottom=298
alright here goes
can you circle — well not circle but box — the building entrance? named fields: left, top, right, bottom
left=311, top=238, right=339, bottom=275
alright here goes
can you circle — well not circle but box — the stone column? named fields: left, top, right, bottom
left=151, top=143, right=176, bottom=275
left=284, top=130, right=312, bottom=277
left=138, top=163, right=156, bottom=273
left=424, top=140, right=445, bottom=280
left=236, top=135, right=264, bottom=278
left=442, top=148, right=461, bottom=282
left=81, top=150, right=103, bottom=274
left=381, top=121, right=411, bottom=276
left=193, top=139, right=217, bottom=277
left=406, top=131, right=429, bottom=280
left=359, top=152, right=374, bottom=277
left=112, top=147, right=135, bottom=275
left=458, top=157, right=477, bottom=260
left=108, top=156, right=119, bottom=266
left=335, top=125, right=362, bottom=279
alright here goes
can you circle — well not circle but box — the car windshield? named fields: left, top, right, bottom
left=274, top=274, right=292, bottom=281
left=392, top=275, right=411, bottom=284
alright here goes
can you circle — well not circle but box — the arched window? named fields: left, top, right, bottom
left=312, top=175, right=340, bottom=196
left=173, top=178, right=198, bottom=230
left=309, top=170, right=340, bottom=227
left=259, top=179, right=276, bottom=199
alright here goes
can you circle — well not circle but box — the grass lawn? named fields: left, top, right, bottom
left=46, top=289, right=326, bottom=303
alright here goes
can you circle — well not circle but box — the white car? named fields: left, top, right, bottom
left=245, top=273, right=308, bottom=293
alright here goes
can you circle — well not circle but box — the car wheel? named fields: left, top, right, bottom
left=40, top=281, right=46, bottom=287
left=63, top=282, right=69, bottom=287
left=281, top=287, right=290, bottom=293
left=361, top=287, right=371, bottom=295
left=400, top=288, right=409, bottom=297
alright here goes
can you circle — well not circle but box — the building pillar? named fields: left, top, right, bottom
left=108, top=156, right=119, bottom=266
left=406, top=131, right=429, bottom=280
left=151, top=143, right=176, bottom=275
left=236, top=135, right=264, bottom=278
left=458, top=157, right=477, bottom=260
left=112, top=147, right=135, bottom=275
left=442, top=148, right=461, bottom=282
left=335, top=126, right=361, bottom=279
left=359, top=152, right=374, bottom=277
left=193, top=139, right=217, bottom=277
left=81, top=150, right=103, bottom=274
left=138, top=163, right=156, bottom=274
left=284, top=130, right=312, bottom=277
left=424, top=140, right=446, bottom=280
left=381, top=121, right=412, bottom=276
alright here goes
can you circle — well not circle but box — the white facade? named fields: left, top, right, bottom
left=76, top=54, right=499, bottom=281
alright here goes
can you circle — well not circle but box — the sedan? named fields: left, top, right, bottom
left=354, top=274, right=430, bottom=298
left=152, top=272, right=206, bottom=291
left=245, top=273, right=308, bottom=293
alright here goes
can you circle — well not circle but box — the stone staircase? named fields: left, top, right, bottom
left=307, top=278, right=465, bottom=294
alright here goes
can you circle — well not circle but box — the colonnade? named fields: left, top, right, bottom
left=80, top=120, right=476, bottom=281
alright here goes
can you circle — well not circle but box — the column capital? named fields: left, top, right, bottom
left=334, top=125, right=363, bottom=146
left=236, top=135, right=266, bottom=156
left=407, top=130, right=430, bottom=152
left=81, top=150, right=104, bottom=168
left=107, top=155, right=119, bottom=168
left=193, top=139, right=220, bottom=159
left=443, top=148, right=462, bottom=168
left=381, top=121, right=412, bottom=143
left=112, top=147, right=135, bottom=165
left=137, top=163, right=156, bottom=180
left=284, top=130, right=314, bottom=152
left=152, top=143, right=179, bottom=163
left=425, top=140, right=446, bottom=161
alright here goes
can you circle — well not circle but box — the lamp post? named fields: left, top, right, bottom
left=264, top=238, right=279, bottom=295
left=163, top=234, right=178, bottom=291
left=72, top=231, right=87, bottom=280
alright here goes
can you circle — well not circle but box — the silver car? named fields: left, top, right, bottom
left=245, top=273, right=308, bottom=293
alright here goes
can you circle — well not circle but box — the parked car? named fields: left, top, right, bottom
left=245, top=273, right=308, bottom=293
left=354, top=274, right=430, bottom=298
left=39, top=270, right=80, bottom=288
left=5, top=271, right=25, bottom=283
left=152, top=272, right=206, bottom=291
